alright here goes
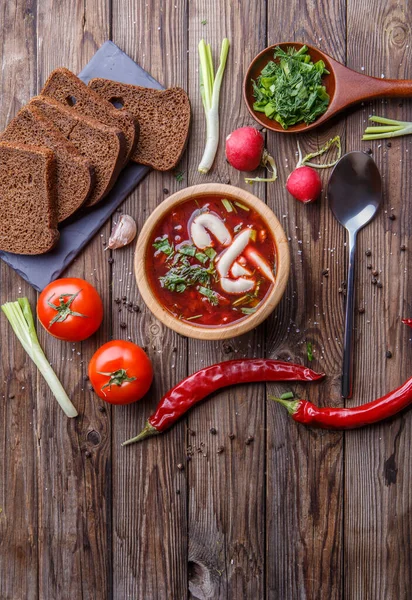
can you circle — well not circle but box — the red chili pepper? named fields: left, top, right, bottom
left=122, top=359, right=325, bottom=445
left=402, top=318, right=412, bottom=328
left=272, top=375, right=412, bottom=429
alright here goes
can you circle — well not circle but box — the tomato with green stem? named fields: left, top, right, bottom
left=88, top=340, right=153, bottom=405
left=37, top=278, right=103, bottom=342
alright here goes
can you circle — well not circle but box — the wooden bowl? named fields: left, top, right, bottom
left=243, top=42, right=335, bottom=134
left=134, top=183, right=290, bottom=340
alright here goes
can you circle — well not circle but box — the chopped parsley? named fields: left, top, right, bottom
left=252, top=45, right=330, bottom=129
left=153, top=236, right=174, bottom=256
left=240, top=307, right=256, bottom=315
left=174, top=170, right=185, bottom=183
left=306, top=341, right=313, bottom=362
left=204, top=247, right=217, bottom=261
left=198, top=285, right=219, bottom=305
left=160, top=263, right=210, bottom=292
left=195, top=251, right=208, bottom=264
left=178, top=244, right=196, bottom=257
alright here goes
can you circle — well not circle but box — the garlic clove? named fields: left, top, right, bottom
left=106, top=214, right=137, bottom=250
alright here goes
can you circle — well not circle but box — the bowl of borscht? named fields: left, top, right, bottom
left=135, top=184, right=290, bottom=340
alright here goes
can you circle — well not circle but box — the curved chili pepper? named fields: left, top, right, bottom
left=122, top=360, right=325, bottom=446
left=272, top=375, right=412, bottom=429
left=402, top=318, right=412, bottom=328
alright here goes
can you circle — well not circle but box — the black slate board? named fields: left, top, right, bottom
left=0, top=41, right=163, bottom=291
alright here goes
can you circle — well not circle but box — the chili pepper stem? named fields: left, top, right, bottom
left=121, top=421, right=159, bottom=446
left=269, top=395, right=300, bottom=415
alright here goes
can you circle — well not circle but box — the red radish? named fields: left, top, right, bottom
left=225, top=126, right=277, bottom=183
left=226, top=127, right=265, bottom=171
left=286, top=166, right=322, bottom=204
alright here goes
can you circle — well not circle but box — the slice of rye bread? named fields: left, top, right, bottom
left=0, top=141, right=59, bottom=254
left=1, top=106, right=94, bottom=222
left=30, top=95, right=126, bottom=206
left=40, top=68, right=138, bottom=165
left=88, top=80, right=191, bottom=171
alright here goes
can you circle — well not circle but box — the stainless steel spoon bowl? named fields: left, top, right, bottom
left=328, top=152, right=382, bottom=398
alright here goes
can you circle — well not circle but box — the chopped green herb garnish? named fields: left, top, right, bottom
left=174, top=170, right=185, bottom=183
left=249, top=229, right=257, bottom=242
left=232, top=294, right=252, bottom=307
left=204, top=247, right=217, bottom=261
left=195, top=251, right=209, bottom=264
left=221, top=198, right=233, bottom=212
left=198, top=285, right=219, bottom=305
left=201, top=19, right=207, bottom=25
left=307, top=341, right=313, bottom=361
left=186, top=314, right=203, bottom=320
left=160, top=264, right=210, bottom=292
left=240, top=307, right=256, bottom=315
left=252, top=45, right=330, bottom=129
left=178, top=244, right=196, bottom=257
left=153, top=236, right=174, bottom=256
left=234, top=201, right=250, bottom=211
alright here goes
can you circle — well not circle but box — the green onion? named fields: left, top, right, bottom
left=1, top=298, right=78, bottom=418
left=198, top=38, right=230, bottom=173
left=362, top=115, right=412, bottom=140
left=195, top=251, right=209, bottom=264
left=204, top=247, right=217, bottom=261
left=307, top=341, right=314, bottom=361
left=178, top=244, right=196, bottom=257
left=232, top=294, right=252, bottom=307
left=240, top=307, right=256, bottom=315
left=221, top=198, right=233, bottom=212
left=280, top=391, right=294, bottom=400
left=153, top=236, right=174, bottom=256
left=234, top=201, right=250, bottom=211
left=198, top=286, right=219, bottom=305
left=249, top=229, right=257, bottom=242
left=186, top=314, right=203, bottom=321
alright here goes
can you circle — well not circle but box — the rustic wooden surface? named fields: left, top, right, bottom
left=1, top=0, right=411, bottom=598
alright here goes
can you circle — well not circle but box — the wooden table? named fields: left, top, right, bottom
left=1, top=0, right=411, bottom=598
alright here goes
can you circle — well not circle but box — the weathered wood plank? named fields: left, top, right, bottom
left=0, top=3, right=39, bottom=598
left=345, top=0, right=412, bottom=597
left=265, top=2, right=346, bottom=598
left=110, top=1, right=189, bottom=598
left=186, top=3, right=267, bottom=599
left=35, top=1, right=112, bottom=598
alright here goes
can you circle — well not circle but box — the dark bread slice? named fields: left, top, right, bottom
left=88, top=79, right=191, bottom=171
left=30, top=95, right=126, bottom=206
left=40, top=68, right=138, bottom=165
left=1, top=106, right=94, bottom=222
left=0, top=141, right=59, bottom=254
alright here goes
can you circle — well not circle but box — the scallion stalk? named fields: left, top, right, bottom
left=1, top=298, right=78, bottom=418
left=198, top=38, right=230, bottom=174
left=362, top=116, right=412, bottom=140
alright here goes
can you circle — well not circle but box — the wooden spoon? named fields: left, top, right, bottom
left=243, top=42, right=412, bottom=134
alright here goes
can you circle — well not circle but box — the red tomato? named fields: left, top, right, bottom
left=88, top=340, right=153, bottom=405
left=37, top=277, right=103, bottom=342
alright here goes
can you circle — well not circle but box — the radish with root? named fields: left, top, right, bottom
left=286, top=136, right=341, bottom=204
left=225, top=126, right=277, bottom=184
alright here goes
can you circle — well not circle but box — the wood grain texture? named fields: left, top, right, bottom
left=345, top=0, right=412, bottom=597
left=265, top=1, right=346, bottom=598
left=35, top=1, right=112, bottom=598
left=110, top=1, right=189, bottom=598
left=0, top=2, right=39, bottom=599
left=186, top=2, right=267, bottom=599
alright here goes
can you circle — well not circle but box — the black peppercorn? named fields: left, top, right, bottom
left=108, top=256, right=114, bottom=264
left=163, top=188, right=169, bottom=194
left=377, top=281, right=383, bottom=288
left=210, top=427, right=217, bottom=435
left=386, top=350, right=392, bottom=359
left=228, top=433, right=235, bottom=440
left=401, top=245, right=406, bottom=251
left=372, top=269, right=379, bottom=277
left=371, top=278, right=377, bottom=285
left=389, top=214, right=396, bottom=221
left=98, top=405, right=106, bottom=413
left=365, top=249, right=372, bottom=256
left=367, top=263, right=372, bottom=269
left=120, top=322, right=127, bottom=329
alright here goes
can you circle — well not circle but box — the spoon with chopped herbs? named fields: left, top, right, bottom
left=244, top=42, right=412, bottom=133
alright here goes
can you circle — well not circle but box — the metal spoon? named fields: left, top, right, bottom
left=328, top=152, right=382, bottom=398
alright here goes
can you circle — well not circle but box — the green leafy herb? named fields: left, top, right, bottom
left=178, top=244, right=196, bottom=257
left=174, top=170, right=185, bottom=183
left=198, top=285, right=219, bottom=305
left=153, top=236, right=174, bottom=256
left=240, top=307, right=256, bottom=315
left=362, top=115, right=412, bottom=140
left=252, top=45, right=330, bottom=129
left=160, top=264, right=210, bottom=292
left=280, top=391, right=294, bottom=400
left=204, top=247, right=217, bottom=261
left=195, top=251, right=209, bottom=264
left=307, top=341, right=314, bottom=361
left=201, top=19, right=207, bottom=25
left=249, top=229, right=257, bottom=242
